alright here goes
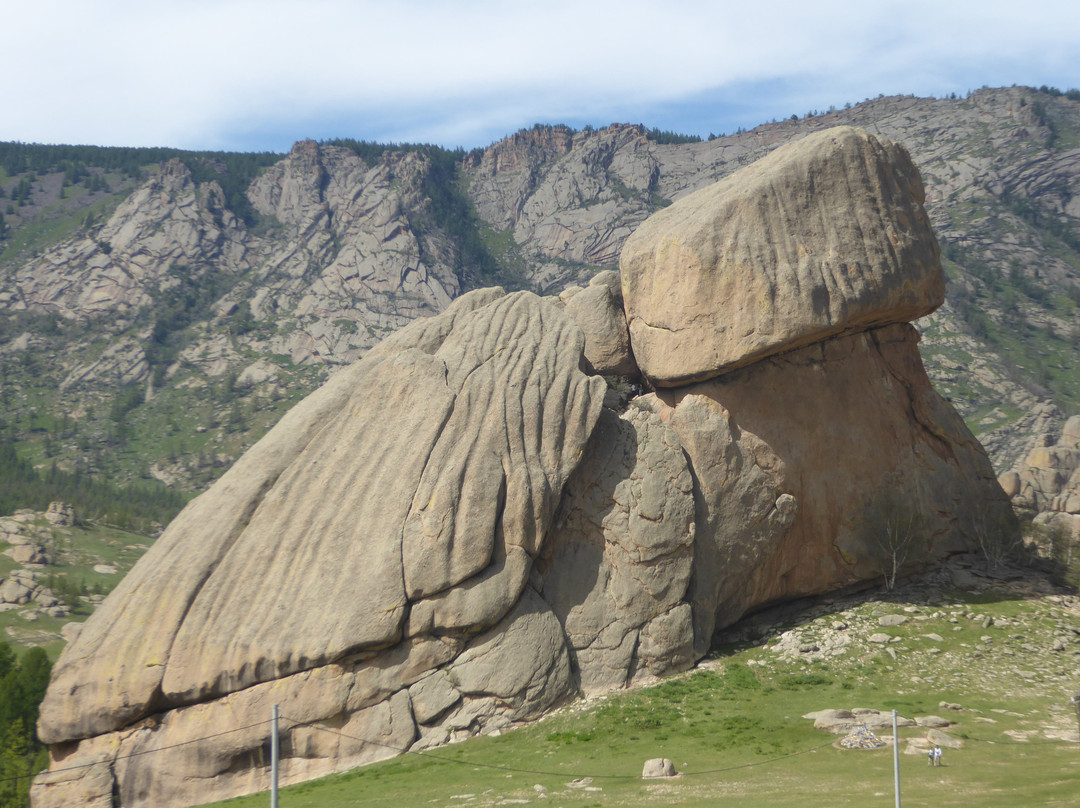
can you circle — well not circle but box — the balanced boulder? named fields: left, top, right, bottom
left=649, top=322, right=1012, bottom=649
left=620, top=126, right=944, bottom=385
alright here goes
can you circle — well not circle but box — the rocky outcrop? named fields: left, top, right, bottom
left=539, top=406, right=696, bottom=692
left=621, top=127, right=944, bottom=385
left=465, top=125, right=657, bottom=287
left=13, top=160, right=246, bottom=321
left=34, top=289, right=605, bottom=806
left=651, top=323, right=1010, bottom=650
left=1003, top=414, right=1080, bottom=537
left=43, top=502, right=75, bottom=527
left=4, top=89, right=1078, bottom=504
left=246, top=141, right=460, bottom=361
left=559, top=270, right=637, bottom=377
left=461, top=90, right=1080, bottom=470
left=8, top=141, right=463, bottom=388
left=32, top=127, right=1014, bottom=808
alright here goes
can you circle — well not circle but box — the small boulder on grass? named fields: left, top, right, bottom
left=927, top=728, right=963, bottom=748
left=804, top=709, right=856, bottom=733
left=642, top=758, right=677, bottom=778
left=915, top=715, right=952, bottom=728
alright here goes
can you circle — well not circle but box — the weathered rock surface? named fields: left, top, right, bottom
left=561, top=270, right=637, bottom=376
left=3, top=90, right=1080, bottom=507
left=804, top=708, right=916, bottom=734
left=539, top=406, right=696, bottom=692
left=245, top=141, right=460, bottom=360
left=14, top=160, right=246, bottom=323
left=621, top=127, right=945, bottom=385
left=446, top=588, right=573, bottom=719
left=464, top=90, right=1080, bottom=471
left=641, top=758, right=676, bottom=778
left=12, top=544, right=47, bottom=565
left=0, top=577, right=33, bottom=604
left=37, top=289, right=605, bottom=776
left=651, top=323, right=1013, bottom=649
left=7, top=141, right=464, bottom=432
left=466, top=124, right=656, bottom=287
left=1007, top=414, right=1080, bottom=522
left=43, top=502, right=75, bottom=527
left=31, top=754, right=113, bottom=808
left=35, top=643, right=434, bottom=808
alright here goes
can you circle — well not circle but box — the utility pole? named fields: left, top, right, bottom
left=892, top=709, right=902, bottom=808
left=271, top=704, right=280, bottom=808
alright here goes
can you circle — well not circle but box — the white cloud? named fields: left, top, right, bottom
left=7, top=0, right=1080, bottom=149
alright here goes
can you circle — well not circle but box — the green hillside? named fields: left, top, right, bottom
left=202, top=559, right=1080, bottom=808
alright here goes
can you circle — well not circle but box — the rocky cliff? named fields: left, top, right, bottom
left=31, top=127, right=1015, bottom=808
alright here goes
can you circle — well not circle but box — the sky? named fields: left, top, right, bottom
left=7, top=0, right=1080, bottom=154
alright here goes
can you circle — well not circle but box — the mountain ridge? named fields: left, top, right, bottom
left=1, top=86, right=1079, bottom=501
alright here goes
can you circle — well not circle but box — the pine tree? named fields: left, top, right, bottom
left=15, top=649, right=50, bottom=727
left=0, top=719, right=31, bottom=808
left=0, top=644, right=14, bottom=679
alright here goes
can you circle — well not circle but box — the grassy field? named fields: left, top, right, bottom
left=201, top=565, right=1080, bottom=808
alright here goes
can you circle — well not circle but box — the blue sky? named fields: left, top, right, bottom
left=8, top=0, right=1080, bottom=153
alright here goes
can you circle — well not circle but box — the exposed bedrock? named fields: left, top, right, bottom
left=558, top=269, right=638, bottom=377
left=539, top=405, right=697, bottom=693
left=32, top=126, right=1014, bottom=808
left=35, top=288, right=605, bottom=807
left=647, top=323, right=1013, bottom=653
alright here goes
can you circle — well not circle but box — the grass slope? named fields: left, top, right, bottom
left=201, top=560, right=1080, bottom=808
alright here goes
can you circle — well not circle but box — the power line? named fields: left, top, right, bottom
left=0, top=718, right=273, bottom=786
left=6, top=711, right=1074, bottom=790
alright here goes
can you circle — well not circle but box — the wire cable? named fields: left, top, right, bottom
left=0, top=718, right=274, bottom=786
left=8, top=710, right=1074, bottom=791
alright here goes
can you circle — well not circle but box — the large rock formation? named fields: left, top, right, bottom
left=32, top=127, right=1015, bottom=808
left=461, top=91, right=1080, bottom=471
left=10, top=141, right=461, bottom=384
left=13, top=160, right=247, bottom=321
left=34, top=288, right=605, bottom=807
